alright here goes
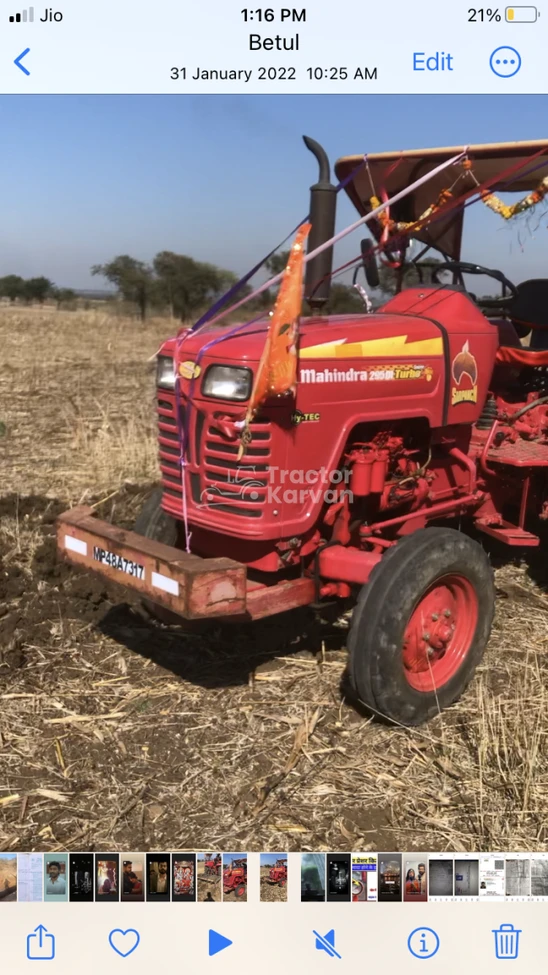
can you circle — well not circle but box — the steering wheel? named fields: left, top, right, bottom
left=431, top=261, right=518, bottom=307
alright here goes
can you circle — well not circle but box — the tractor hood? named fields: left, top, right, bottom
left=162, top=311, right=441, bottom=366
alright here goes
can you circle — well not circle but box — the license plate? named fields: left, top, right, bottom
left=92, top=546, right=145, bottom=580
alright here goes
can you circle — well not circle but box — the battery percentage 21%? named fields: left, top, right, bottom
left=468, top=8, right=502, bottom=20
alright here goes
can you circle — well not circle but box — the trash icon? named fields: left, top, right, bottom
left=493, top=923, right=521, bottom=959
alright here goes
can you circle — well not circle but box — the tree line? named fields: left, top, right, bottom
left=0, top=275, right=76, bottom=308
left=91, top=252, right=451, bottom=320
left=91, top=249, right=396, bottom=321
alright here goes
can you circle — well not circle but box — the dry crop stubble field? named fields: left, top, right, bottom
left=1, top=306, right=548, bottom=855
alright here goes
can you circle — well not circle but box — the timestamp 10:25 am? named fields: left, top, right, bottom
left=170, top=67, right=378, bottom=81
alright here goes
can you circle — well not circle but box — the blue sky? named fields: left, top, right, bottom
left=0, top=94, right=546, bottom=289
left=260, top=853, right=286, bottom=866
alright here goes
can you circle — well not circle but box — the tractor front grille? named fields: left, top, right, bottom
left=157, top=394, right=272, bottom=518
left=201, top=419, right=271, bottom=518
left=157, top=396, right=183, bottom=490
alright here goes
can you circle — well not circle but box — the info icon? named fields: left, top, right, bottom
left=407, top=927, right=440, bottom=960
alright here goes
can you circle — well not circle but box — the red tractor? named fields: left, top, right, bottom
left=223, top=858, right=247, bottom=897
left=57, top=137, right=548, bottom=726
left=204, top=854, right=221, bottom=878
left=267, top=858, right=288, bottom=887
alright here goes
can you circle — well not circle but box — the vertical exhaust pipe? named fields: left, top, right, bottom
left=303, top=136, right=337, bottom=313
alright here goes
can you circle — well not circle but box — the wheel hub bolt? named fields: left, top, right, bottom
left=423, top=632, right=430, bottom=642
left=444, top=609, right=451, bottom=617
left=431, top=613, right=439, bottom=621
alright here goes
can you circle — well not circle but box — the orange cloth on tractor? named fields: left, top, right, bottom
left=237, top=222, right=311, bottom=459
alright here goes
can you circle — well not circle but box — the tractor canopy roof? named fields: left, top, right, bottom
left=335, top=140, right=548, bottom=260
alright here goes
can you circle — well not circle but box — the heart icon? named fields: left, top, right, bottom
left=108, top=929, right=141, bottom=958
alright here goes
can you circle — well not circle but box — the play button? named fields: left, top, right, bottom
left=208, top=930, right=233, bottom=957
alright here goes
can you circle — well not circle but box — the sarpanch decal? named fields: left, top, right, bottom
left=451, top=341, right=478, bottom=406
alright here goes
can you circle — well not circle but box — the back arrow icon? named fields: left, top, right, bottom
left=15, top=48, right=30, bottom=75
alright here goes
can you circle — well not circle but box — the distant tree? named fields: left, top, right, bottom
left=92, top=256, right=154, bottom=321
left=0, top=274, right=24, bottom=302
left=23, top=277, right=55, bottom=304
left=325, top=283, right=368, bottom=314
left=53, top=287, right=77, bottom=310
left=264, top=250, right=290, bottom=277
left=152, top=251, right=243, bottom=322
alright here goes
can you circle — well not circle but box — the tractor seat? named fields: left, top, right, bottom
left=496, top=279, right=548, bottom=365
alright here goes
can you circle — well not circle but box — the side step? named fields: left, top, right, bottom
left=476, top=519, right=539, bottom=547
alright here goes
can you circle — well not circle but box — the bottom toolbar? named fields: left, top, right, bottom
left=5, top=902, right=547, bottom=972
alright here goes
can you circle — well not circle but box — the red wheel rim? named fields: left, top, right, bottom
left=402, top=573, right=478, bottom=692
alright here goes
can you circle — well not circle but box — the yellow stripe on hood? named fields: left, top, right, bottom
left=300, top=335, right=443, bottom=359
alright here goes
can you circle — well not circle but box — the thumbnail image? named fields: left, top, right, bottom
left=506, top=859, right=531, bottom=898
left=479, top=855, right=505, bottom=898
left=173, top=854, right=196, bottom=902
left=121, top=855, right=144, bottom=902
left=260, top=853, right=287, bottom=903
left=197, top=853, right=222, bottom=902
left=429, top=858, right=454, bottom=897
left=404, top=856, right=428, bottom=902
left=301, top=853, right=325, bottom=902
left=223, top=853, right=247, bottom=902
left=69, top=854, right=94, bottom=902
left=378, top=854, right=402, bottom=902
left=531, top=858, right=548, bottom=897
left=95, top=855, right=119, bottom=901
left=0, top=854, right=17, bottom=902
left=146, top=855, right=170, bottom=901
left=17, top=853, right=43, bottom=902
left=455, top=859, right=479, bottom=897
left=351, top=855, right=377, bottom=902
left=44, top=855, right=68, bottom=901
left=327, top=854, right=351, bottom=902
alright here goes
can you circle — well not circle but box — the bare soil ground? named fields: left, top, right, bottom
left=2, top=308, right=548, bottom=854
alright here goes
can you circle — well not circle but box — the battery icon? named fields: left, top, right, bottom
left=506, top=6, right=538, bottom=20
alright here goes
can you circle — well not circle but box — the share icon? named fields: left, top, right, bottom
left=313, top=929, right=342, bottom=959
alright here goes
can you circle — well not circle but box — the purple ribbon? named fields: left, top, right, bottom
left=189, top=154, right=368, bottom=333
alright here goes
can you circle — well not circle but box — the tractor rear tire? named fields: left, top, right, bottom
left=348, top=527, right=495, bottom=726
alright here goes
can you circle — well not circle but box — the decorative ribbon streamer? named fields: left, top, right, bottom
left=188, top=154, right=369, bottom=334
left=194, top=150, right=468, bottom=331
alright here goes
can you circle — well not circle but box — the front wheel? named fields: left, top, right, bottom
left=348, top=528, right=495, bottom=726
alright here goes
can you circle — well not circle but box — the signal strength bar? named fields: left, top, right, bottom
left=9, top=7, right=34, bottom=22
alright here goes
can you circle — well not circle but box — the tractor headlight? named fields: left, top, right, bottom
left=202, top=365, right=252, bottom=401
left=156, top=355, right=176, bottom=390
